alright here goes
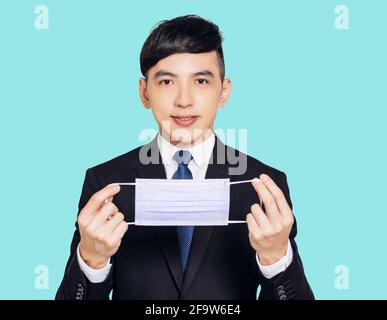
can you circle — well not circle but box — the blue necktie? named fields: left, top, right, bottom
left=172, top=150, right=194, bottom=272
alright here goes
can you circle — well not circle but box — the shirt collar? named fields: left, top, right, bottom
left=157, top=131, right=215, bottom=167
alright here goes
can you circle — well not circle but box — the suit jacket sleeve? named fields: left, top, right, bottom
left=55, top=168, right=113, bottom=300
left=257, top=171, right=315, bottom=300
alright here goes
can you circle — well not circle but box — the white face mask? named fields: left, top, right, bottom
left=114, top=178, right=259, bottom=226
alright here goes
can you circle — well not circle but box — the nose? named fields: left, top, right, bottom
left=174, top=83, right=193, bottom=109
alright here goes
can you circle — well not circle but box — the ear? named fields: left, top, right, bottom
left=139, top=77, right=151, bottom=109
left=218, top=78, right=231, bottom=109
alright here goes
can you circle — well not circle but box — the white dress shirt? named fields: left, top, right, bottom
left=77, top=131, right=293, bottom=282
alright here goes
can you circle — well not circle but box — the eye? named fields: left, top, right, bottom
left=196, top=78, right=208, bottom=85
left=159, top=79, right=173, bottom=86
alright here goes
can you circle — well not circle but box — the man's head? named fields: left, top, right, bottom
left=139, top=15, right=231, bottom=148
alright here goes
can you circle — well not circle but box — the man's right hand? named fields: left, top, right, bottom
left=78, top=184, right=128, bottom=269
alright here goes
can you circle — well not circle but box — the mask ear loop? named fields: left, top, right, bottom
left=229, top=178, right=260, bottom=185
left=112, top=182, right=136, bottom=186
left=112, top=179, right=262, bottom=225
left=110, top=183, right=136, bottom=224
left=228, top=178, right=262, bottom=224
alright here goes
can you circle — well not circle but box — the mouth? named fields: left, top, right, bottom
left=170, top=115, right=198, bottom=127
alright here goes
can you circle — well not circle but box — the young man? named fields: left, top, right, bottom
left=56, top=15, right=314, bottom=300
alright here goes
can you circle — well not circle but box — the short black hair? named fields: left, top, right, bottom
left=140, top=15, right=225, bottom=81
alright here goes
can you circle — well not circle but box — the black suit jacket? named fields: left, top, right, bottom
left=56, top=135, right=314, bottom=300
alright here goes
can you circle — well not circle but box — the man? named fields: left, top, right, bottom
left=56, top=15, right=314, bottom=300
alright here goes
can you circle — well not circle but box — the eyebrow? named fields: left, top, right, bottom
left=153, top=70, right=215, bottom=79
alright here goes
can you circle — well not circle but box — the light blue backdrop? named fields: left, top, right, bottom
left=1, top=0, right=386, bottom=299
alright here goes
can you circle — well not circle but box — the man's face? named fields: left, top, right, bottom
left=139, top=51, right=231, bottom=147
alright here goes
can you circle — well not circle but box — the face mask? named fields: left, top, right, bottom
left=114, top=178, right=260, bottom=226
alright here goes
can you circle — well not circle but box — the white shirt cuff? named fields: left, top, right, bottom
left=256, top=239, right=293, bottom=279
left=77, top=244, right=112, bottom=283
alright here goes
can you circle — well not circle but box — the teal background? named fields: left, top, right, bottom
left=1, top=0, right=386, bottom=299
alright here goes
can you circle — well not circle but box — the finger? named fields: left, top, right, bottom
left=252, top=178, right=281, bottom=220
left=104, top=196, right=114, bottom=205
left=246, top=213, right=263, bottom=238
left=250, top=204, right=273, bottom=233
left=99, top=211, right=125, bottom=234
left=110, top=221, right=129, bottom=245
left=89, top=202, right=119, bottom=230
left=81, top=184, right=120, bottom=218
left=260, top=174, right=292, bottom=218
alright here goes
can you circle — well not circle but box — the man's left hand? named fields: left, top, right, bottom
left=246, top=174, right=294, bottom=265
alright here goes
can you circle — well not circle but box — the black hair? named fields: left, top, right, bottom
left=140, top=15, right=225, bottom=81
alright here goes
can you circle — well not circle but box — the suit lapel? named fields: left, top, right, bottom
left=180, top=136, right=231, bottom=296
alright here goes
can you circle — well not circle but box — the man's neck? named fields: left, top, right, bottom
left=161, top=129, right=214, bottom=149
